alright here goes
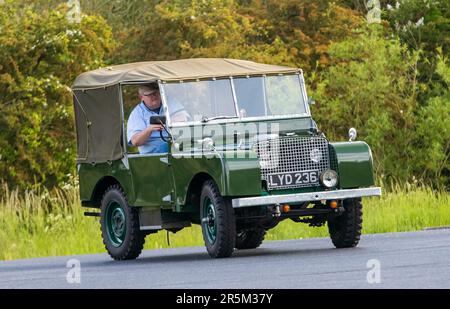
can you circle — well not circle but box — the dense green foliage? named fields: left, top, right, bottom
left=0, top=1, right=114, bottom=188
left=312, top=27, right=450, bottom=186
left=0, top=0, right=448, bottom=189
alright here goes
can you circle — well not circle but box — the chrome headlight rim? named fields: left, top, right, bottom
left=320, top=169, right=339, bottom=188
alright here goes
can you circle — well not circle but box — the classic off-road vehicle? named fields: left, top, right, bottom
left=72, top=58, right=381, bottom=260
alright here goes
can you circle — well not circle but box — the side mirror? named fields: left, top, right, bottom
left=308, top=97, right=316, bottom=105
left=348, top=127, right=357, bottom=142
left=150, top=115, right=171, bottom=143
left=150, top=115, right=166, bottom=125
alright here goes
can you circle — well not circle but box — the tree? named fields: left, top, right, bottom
left=251, top=0, right=365, bottom=71
left=384, top=0, right=449, bottom=100
left=415, top=51, right=450, bottom=188
left=122, top=0, right=295, bottom=65
left=312, top=26, right=422, bottom=183
left=0, top=1, right=115, bottom=189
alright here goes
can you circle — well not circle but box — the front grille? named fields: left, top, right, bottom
left=253, top=136, right=331, bottom=190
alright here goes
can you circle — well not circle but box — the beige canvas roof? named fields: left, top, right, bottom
left=72, top=58, right=301, bottom=163
left=72, top=58, right=300, bottom=89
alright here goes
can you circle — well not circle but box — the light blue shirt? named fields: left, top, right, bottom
left=127, top=102, right=168, bottom=154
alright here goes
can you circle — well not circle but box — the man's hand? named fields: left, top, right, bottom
left=150, top=124, right=164, bottom=132
left=131, top=124, right=164, bottom=146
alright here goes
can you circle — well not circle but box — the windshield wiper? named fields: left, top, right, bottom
left=201, top=115, right=238, bottom=123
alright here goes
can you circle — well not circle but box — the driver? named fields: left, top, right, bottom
left=127, top=84, right=168, bottom=154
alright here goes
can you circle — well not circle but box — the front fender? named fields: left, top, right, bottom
left=329, top=141, right=375, bottom=188
left=222, top=150, right=261, bottom=196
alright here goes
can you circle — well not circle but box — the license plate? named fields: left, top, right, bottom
left=267, top=170, right=319, bottom=189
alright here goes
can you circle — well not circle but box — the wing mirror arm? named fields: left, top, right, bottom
left=348, top=127, right=357, bottom=142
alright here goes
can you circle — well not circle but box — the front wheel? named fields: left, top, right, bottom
left=100, top=185, right=145, bottom=260
left=200, top=180, right=236, bottom=258
left=328, top=198, right=363, bottom=248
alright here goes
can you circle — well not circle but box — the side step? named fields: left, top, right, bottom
left=84, top=211, right=100, bottom=217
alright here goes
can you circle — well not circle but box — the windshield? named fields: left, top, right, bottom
left=234, top=74, right=307, bottom=118
left=163, top=79, right=236, bottom=123
left=162, top=74, right=307, bottom=124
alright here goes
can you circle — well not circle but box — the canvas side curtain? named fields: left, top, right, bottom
left=73, top=85, right=123, bottom=163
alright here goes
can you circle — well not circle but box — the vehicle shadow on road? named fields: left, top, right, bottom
left=0, top=245, right=367, bottom=273
left=113, top=245, right=366, bottom=265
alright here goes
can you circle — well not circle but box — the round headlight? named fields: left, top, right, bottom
left=320, top=170, right=338, bottom=188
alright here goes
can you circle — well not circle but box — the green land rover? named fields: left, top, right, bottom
left=72, top=58, right=381, bottom=260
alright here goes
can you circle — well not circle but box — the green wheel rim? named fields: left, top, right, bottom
left=202, top=196, right=217, bottom=245
left=105, top=201, right=126, bottom=247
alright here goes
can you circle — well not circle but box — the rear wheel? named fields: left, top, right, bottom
left=328, top=198, right=363, bottom=248
left=100, top=185, right=145, bottom=260
left=235, top=228, right=266, bottom=250
left=200, top=180, right=236, bottom=258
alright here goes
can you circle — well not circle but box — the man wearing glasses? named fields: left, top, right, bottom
left=127, top=84, right=168, bottom=154
left=127, top=83, right=191, bottom=154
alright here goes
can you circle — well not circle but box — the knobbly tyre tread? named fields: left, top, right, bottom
left=235, top=228, right=266, bottom=250
left=100, top=184, right=145, bottom=260
left=328, top=198, right=363, bottom=248
left=200, top=180, right=236, bottom=258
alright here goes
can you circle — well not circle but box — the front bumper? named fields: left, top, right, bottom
left=232, top=187, right=382, bottom=208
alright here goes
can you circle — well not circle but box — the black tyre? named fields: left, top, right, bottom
left=200, top=180, right=236, bottom=258
left=100, top=185, right=145, bottom=260
left=328, top=198, right=363, bottom=248
left=235, top=228, right=266, bottom=250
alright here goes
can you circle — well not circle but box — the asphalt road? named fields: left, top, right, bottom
left=0, top=229, right=449, bottom=289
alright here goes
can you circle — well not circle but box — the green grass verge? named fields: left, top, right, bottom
left=0, top=184, right=449, bottom=260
